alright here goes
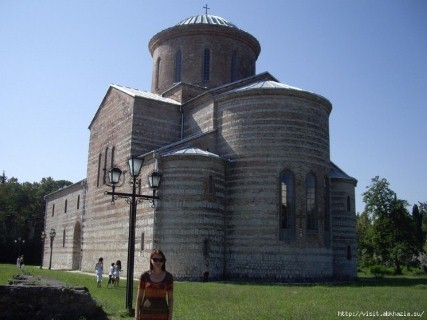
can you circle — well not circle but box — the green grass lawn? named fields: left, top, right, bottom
left=1, top=264, right=426, bottom=319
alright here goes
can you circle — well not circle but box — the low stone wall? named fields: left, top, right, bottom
left=0, top=275, right=108, bottom=320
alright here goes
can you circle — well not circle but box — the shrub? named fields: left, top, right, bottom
left=370, top=265, right=391, bottom=278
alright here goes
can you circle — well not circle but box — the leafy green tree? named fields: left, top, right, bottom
left=413, top=202, right=427, bottom=270
left=356, top=211, right=374, bottom=268
left=412, top=204, right=426, bottom=251
left=361, top=176, right=420, bottom=274
left=0, top=176, right=72, bottom=264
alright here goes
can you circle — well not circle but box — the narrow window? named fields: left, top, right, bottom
left=230, top=51, right=237, bottom=82
left=52, top=204, right=55, bottom=217
left=103, top=147, right=109, bottom=184
left=97, top=154, right=102, bottom=187
left=203, top=239, right=209, bottom=258
left=280, top=171, right=295, bottom=240
left=324, top=176, right=330, bottom=232
left=347, top=195, right=351, bottom=212
left=77, top=195, right=80, bottom=210
left=208, top=175, right=214, bottom=194
left=64, top=199, right=68, bottom=213
left=306, top=173, right=317, bottom=230
left=175, top=50, right=182, bottom=83
left=155, top=57, right=161, bottom=89
left=203, top=48, right=210, bottom=81
left=63, top=229, right=66, bottom=247
left=111, top=146, right=115, bottom=168
left=140, top=232, right=145, bottom=251
left=347, top=245, right=352, bottom=260
left=324, top=175, right=331, bottom=247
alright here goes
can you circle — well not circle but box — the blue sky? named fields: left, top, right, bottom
left=1, top=0, right=426, bottom=212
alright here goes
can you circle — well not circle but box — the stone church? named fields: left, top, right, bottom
left=43, top=13, right=357, bottom=282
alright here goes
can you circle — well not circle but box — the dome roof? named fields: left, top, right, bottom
left=176, top=14, right=237, bottom=28
left=233, top=80, right=305, bottom=92
left=161, top=147, right=220, bottom=159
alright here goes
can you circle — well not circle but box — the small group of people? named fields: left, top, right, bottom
left=16, top=255, right=24, bottom=269
left=107, top=260, right=122, bottom=288
left=94, top=257, right=122, bottom=288
left=95, top=250, right=174, bottom=320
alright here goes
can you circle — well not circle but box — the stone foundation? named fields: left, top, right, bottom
left=0, top=275, right=107, bottom=320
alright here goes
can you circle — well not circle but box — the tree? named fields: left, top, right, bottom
left=356, top=211, right=374, bottom=268
left=413, top=202, right=427, bottom=270
left=412, top=204, right=426, bottom=251
left=361, top=176, right=420, bottom=274
left=0, top=176, right=72, bottom=264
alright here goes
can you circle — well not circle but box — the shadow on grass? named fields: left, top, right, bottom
left=351, top=276, right=427, bottom=287
left=208, top=275, right=427, bottom=288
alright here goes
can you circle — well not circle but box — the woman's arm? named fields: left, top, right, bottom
left=167, top=290, right=174, bottom=320
left=135, top=282, right=144, bottom=320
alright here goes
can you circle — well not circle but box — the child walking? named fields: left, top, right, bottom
left=107, top=262, right=115, bottom=288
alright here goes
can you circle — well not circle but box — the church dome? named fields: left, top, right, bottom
left=149, top=13, right=260, bottom=95
left=176, top=14, right=237, bottom=28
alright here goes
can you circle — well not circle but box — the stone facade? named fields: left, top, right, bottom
left=44, top=181, right=85, bottom=270
left=43, top=14, right=357, bottom=282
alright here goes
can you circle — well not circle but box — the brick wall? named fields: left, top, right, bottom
left=149, top=25, right=260, bottom=93
left=43, top=181, right=85, bottom=270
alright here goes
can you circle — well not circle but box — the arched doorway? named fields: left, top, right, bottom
left=72, top=222, right=82, bottom=270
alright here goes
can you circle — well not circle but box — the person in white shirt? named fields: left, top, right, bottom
left=95, top=257, right=104, bottom=288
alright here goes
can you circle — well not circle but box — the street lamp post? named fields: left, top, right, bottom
left=105, top=157, right=161, bottom=314
left=40, top=231, right=47, bottom=269
left=48, top=228, right=56, bottom=269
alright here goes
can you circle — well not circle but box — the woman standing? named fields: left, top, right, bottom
left=135, top=250, right=174, bottom=320
left=95, top=257, right=104, bottom=288
left=113, top=260, right=122, bottom=287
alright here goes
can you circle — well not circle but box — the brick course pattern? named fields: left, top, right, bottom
left=43, top=14, right=357, bottom=282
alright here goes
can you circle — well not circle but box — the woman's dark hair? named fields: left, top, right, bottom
left=149, top=249, right=166, bottom=271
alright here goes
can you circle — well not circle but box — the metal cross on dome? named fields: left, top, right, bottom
left=203, top=4, right=210, bottom=15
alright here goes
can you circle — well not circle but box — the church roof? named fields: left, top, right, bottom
left=228, top=79, right=330, bottom=105
left=177, top=14, right=237, bottom=28
left=232, top=80, right=305, bottom=92
left=161, top=147, right=221, bottom=159
left=111, top=84, right=180, bottom=105
left=330, top=162, right=357, bottom=185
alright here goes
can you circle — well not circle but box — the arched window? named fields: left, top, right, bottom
left=203, top=48, right=210, bottom=81
left=347, top=245, right=352, bottom=260
left=64, top=199, right=68, bottom=213
left=103, top=147, right=108, bottom=184
left=97, top=153, right=102, bottom=187
left=110, top=146, right=115, bottom=168
left=230, top=51, right=237, bottom=82
left=155, top=57, right=161, bottom=89
left=175, top=50, right=182, bottom=83
left=140, top=232, right=145, bottom=251
left=251, top=60, right=256, bottom=76
left=280, top=171, right=295, bottom=240
left=203, top=239, right=210, bottom=258
left=63, top=229, right=66, bottom=247
left=77, top=195, right=80, bottom=210
left=52, top=204, right=55, bottom=217
left=324, top=176, right=330, bottom=231
left=208, top=175, right=214, bottom=194
left=306, top=173, right=317, bottom=231
left=324, top=175, right=331, bottom=247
